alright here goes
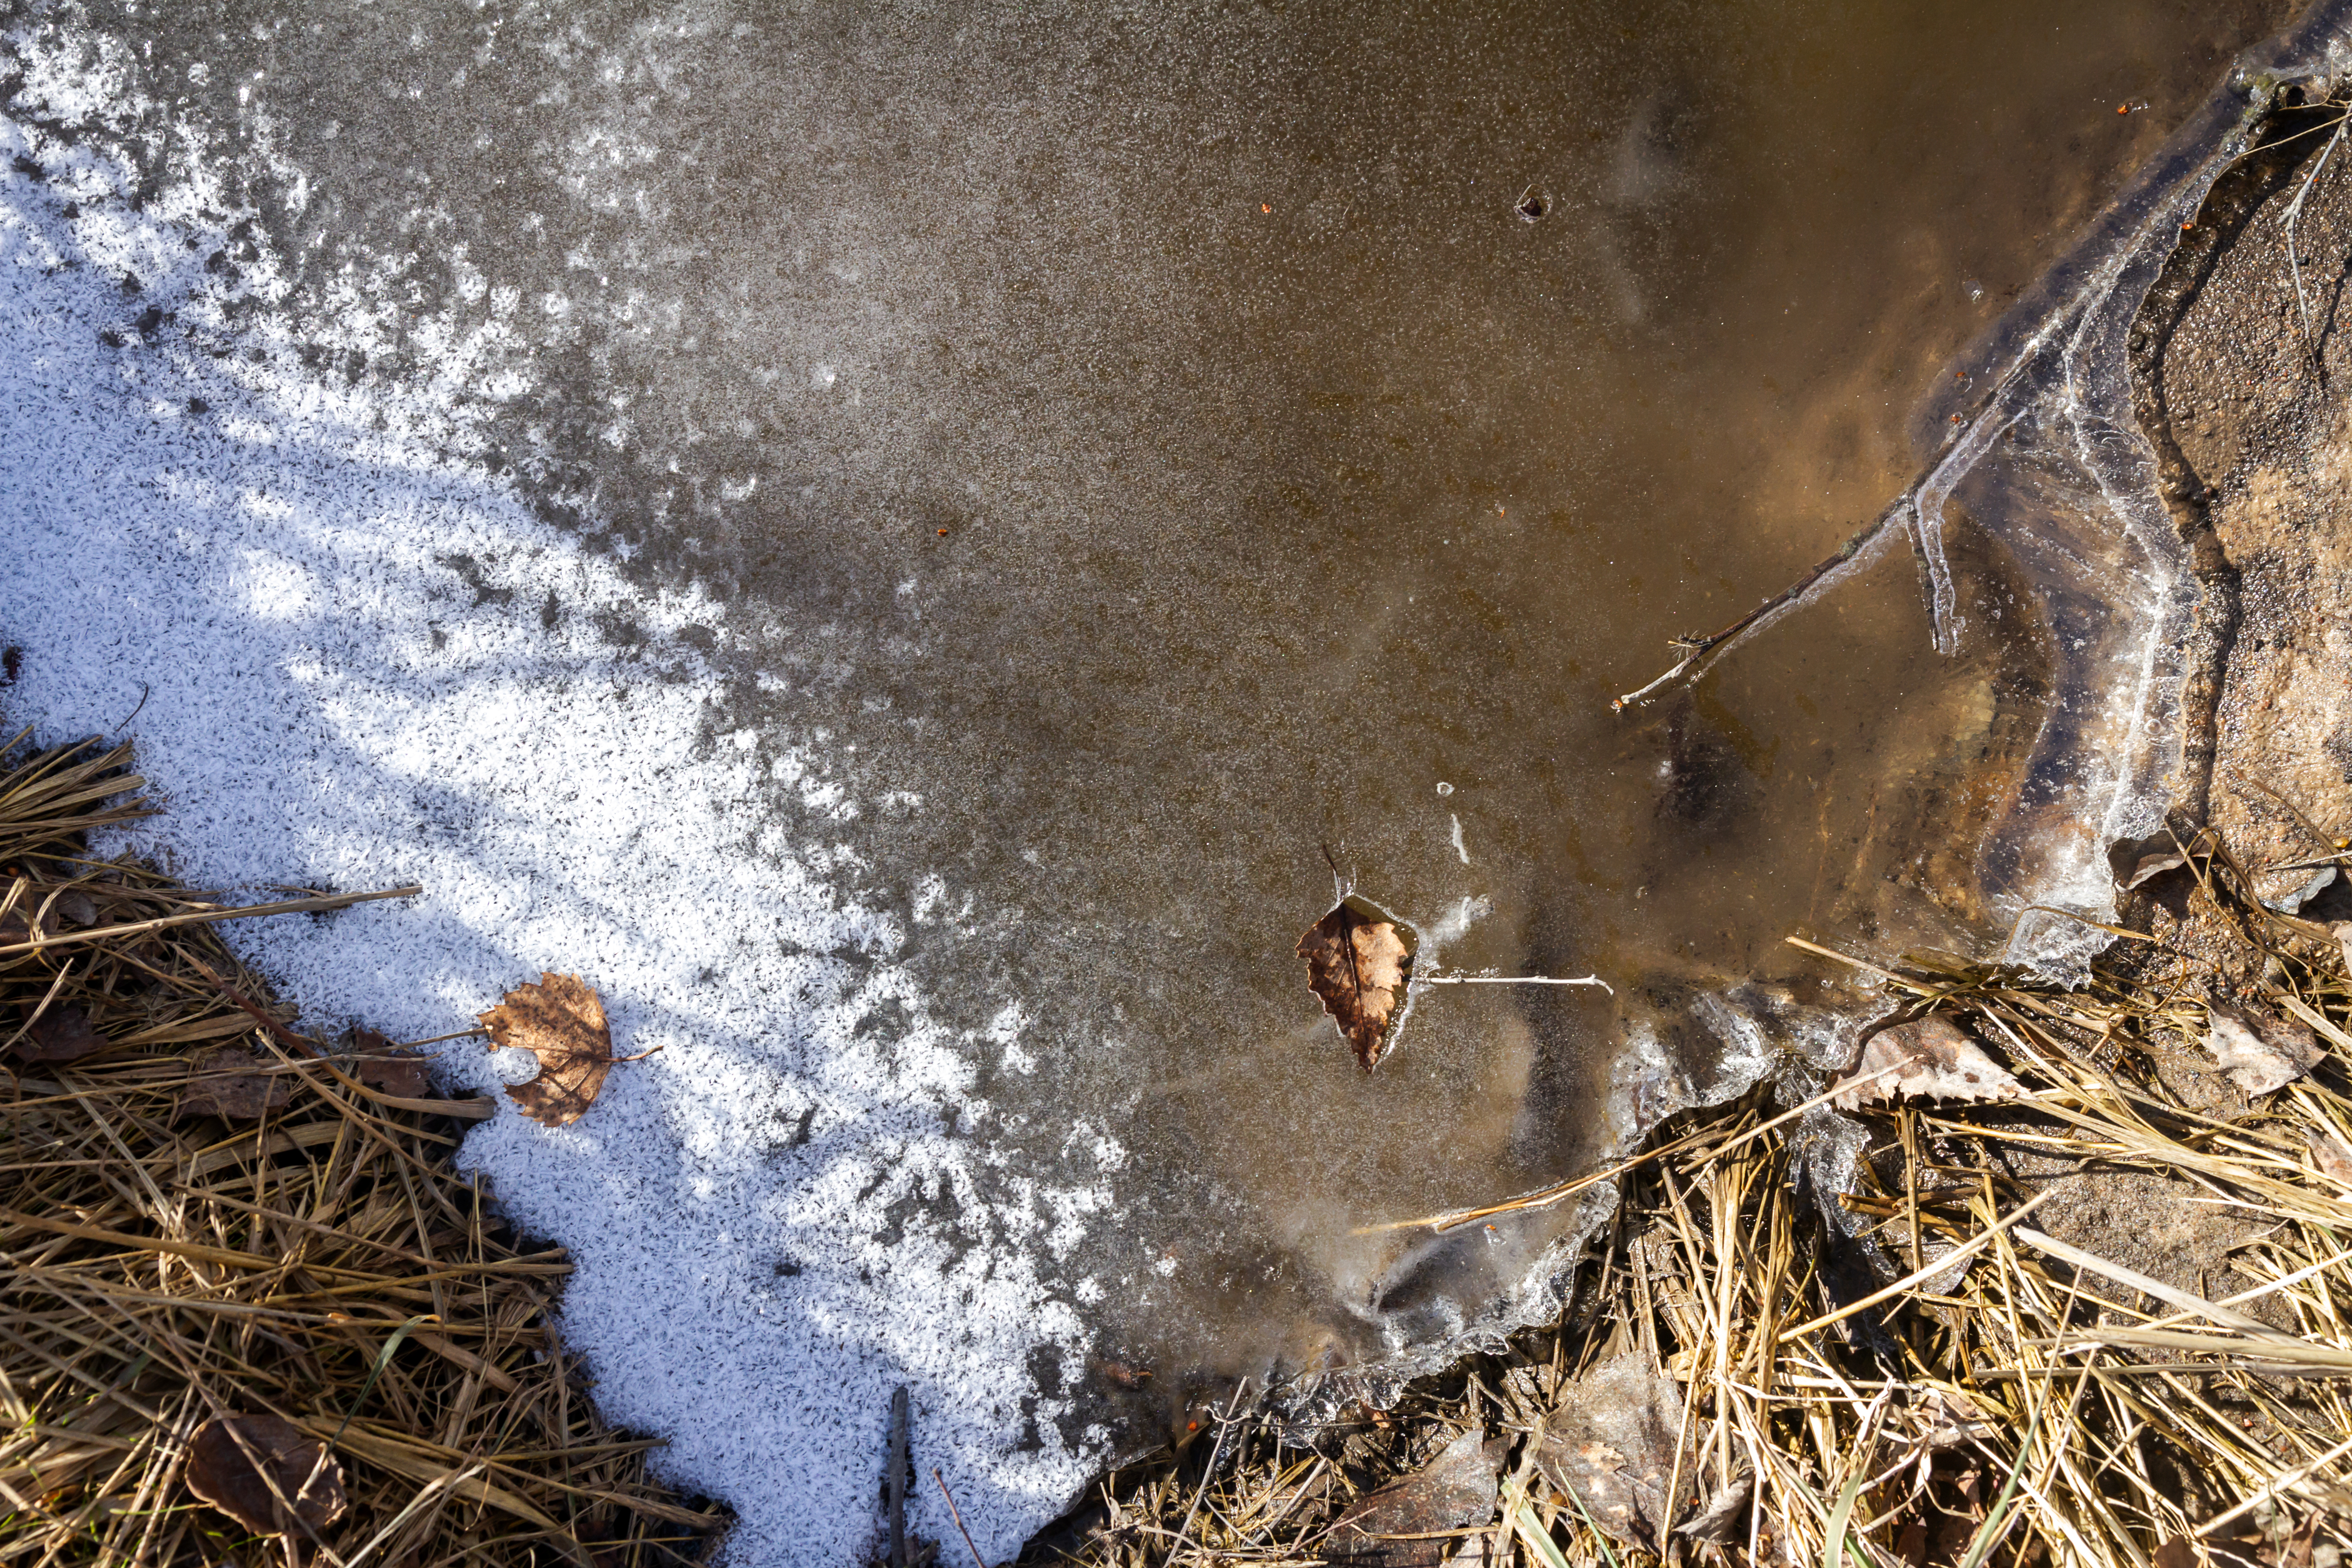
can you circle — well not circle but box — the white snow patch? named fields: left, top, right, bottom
left=0, top=26, right=1101, bottom=1566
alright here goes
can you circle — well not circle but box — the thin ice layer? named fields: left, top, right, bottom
left=0, top=27, right=1103, bottom=1564
left=1688, top=3, right=2352, bottom=980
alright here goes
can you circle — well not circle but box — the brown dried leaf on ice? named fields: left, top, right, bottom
left=1326, top=1426, right=1501, bottom=1568
left=352, top=1025, right=431, bottom=1098
left=1532, top=1354, right=1679, bottom=1551
left=480, top=972, right=621, bottom=1127
left=183, top=1412, right=347, bottom=1540
left=2309, top=1128, right=2352, bottom=1186
left=1830, top=1015, right=2022, bottom=1111
left=1297, top=899, right=1413, bottom=1070
left=179, top=1045, right=293, bottom=1120
left=13, top=1002, right=110, bottom=1063
left=2204, top=1004, right=2323, bottom=1096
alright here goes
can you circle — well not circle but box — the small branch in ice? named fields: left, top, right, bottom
left=1611, top=509, right=1896, bottom=712
left=1421, top=970, right=1613, bottom=995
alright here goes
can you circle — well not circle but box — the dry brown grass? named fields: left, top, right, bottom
left=16, top=727, right=2352, bottom=1568
left=0, top=733, right=722, bottom=1567
left=1048, top=828, right=2352, bottom=1568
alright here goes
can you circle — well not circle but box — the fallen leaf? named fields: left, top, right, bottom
left=1297, top=900, right=1413, bottom=1070
left=2333, top=921, right=2352, bottom=976
left=49, top=887, right=99, bottom=927
left=1831, top=1016, right=2022, bottom=1111
left=1674, top=1471, right=1754, bottom=1545
left=2122, top=849, right=2188, bottom=890
left=184, top=1412, right=347, bottom=1540
left=2204, top=1004, right=2323, bottom=1096
left=1531, top=1354, right=1679, bottom=1551
left=352, top=1027, right=431, bottom=1098
left=178, top=1045, right=292, bottom=1120
left=1327, top=1426, right=1501, bottom=1568
left=479, top=972, right=620, bottom=1127
left=1909, top=1389, right=1993, bottom=1451
left=14, top=1004, right=109, bottom=1063
left=2310, top=1128, right=2352, bottom=1186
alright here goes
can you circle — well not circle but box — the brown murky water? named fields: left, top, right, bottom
left=118, top=0, right=2285, bottom=1434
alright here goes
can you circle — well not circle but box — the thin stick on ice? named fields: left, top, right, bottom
left=1420, top=970, right=1613, bottom=995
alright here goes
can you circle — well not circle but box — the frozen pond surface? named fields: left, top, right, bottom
left=0, top=0, right=2318, bottom=1560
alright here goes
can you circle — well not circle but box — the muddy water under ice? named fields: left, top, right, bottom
left=91, top=0, right=2293, bottom=1444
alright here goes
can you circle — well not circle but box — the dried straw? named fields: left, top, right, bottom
left=1051, top=823, right=2352, bottom=1568
left=0, top=731, right=720, bottom=1567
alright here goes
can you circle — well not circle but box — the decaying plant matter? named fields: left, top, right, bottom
left=0, top=732, right=719, bottom=1566
left=1043, top=825, right=2352, bottom=1568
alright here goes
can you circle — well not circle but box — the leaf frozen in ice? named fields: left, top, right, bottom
left=184, top=1412, right=347, bottom=1540
left=1830, top=1015, right=2022, bottom=1111
left=1297, top=900, right=1413, bottom=1070
left=480, top=972, right=622, bottom=1127
left=2204, top=1003, right=2323, bottom=1096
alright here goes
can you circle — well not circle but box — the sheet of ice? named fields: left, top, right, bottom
left=0, top=24, right=1103, bottom=1564
left=6, top=1, right=2340, bottom=1560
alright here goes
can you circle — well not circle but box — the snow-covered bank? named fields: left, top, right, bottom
left=0, top=21, right=1104, bottom=1564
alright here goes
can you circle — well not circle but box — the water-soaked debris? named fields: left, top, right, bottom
left=1296, top=897, right=1414, bottom=1070
left=1828, top=1013, right=2023, bottom=1111
left=1325, top=1425, right=1502, bottom=1567
left=1529, top=1354, right=1679, bottom=1553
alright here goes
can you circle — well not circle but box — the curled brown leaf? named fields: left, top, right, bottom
left=14, top=1003, right=109, bottom=1064
left=1831, top=1015, right=2022, bottom=1111
left=1297, top=900, right=1413, bottom=1070
left=352, top=1025, right=432, bottom=1098
left=480, top=972, right=637, bottom=1127
left=1326, top=1426, right=1500, bottom=1568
